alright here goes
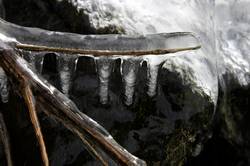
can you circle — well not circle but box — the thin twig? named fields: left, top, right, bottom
left=16, top=43, right=201, bottom=56
left=22, top=84, right=49, bottom=166
left=0, top=112, right=13, bottom=166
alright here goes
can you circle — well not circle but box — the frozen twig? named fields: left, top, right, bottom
left=16, top=43, right=201, bottom=56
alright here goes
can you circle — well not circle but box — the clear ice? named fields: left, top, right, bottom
left=147, top=63, right=160, bottom=97
left=96, top=57, right=113, bottom=104
left=57, top=54, right=77, bottom=96
left=121, top=58, right=140, bottom=106
left=145, top=55, right=167, bottom=97
left=0, top=67, right=9, bottom=103
left=34, top=53, right=45, bottom=74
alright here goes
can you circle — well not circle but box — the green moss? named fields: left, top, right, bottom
left=164, top=126, right=196, bottom=166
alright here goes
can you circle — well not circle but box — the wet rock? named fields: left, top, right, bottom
left=216, top=73, right=250, bottom=163
left=214, top=0, right=250, bottom=164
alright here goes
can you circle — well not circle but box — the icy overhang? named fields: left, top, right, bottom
left=0, top=19, right=200, bottom=54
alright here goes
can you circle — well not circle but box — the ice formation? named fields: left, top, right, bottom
left=96, top=57, right=113, bottom=104
left=0, top=67, right=8, bottom=103
left=0, top=33, right=13, bottom=103
left=57, top=54, right=77, bottom=96
left=144, top=55, right=170, bottom=97
left=121, top=58, right=141, bottom=105
left=33, top=53, right=45, bottom=74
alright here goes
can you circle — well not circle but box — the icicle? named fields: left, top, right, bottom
left=34, top=53, right=45, bottom=74
left=74, top=56, right=79, bottom=72
left=121, top=58, right=140, bottom=106
left=0, top=67, right=9, bottom=103
left=96, top=57, right=113, bottom=105
left=145, top=55, right=167, bottom=97
left=57, top=54, right=77, bottom=96
left=147, top=63, right=160, bottom=97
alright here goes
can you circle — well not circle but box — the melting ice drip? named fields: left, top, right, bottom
left=0, top=67, right=9, bottom=103
left=57, top=54, right=77, bottom=96
left=96, top=57, right=114, bottom=104
left=121, top=58, right=141, bottom=106
left=147, top=64, right=160, bottom=97
left=34, top=53, right=45, bottom=74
